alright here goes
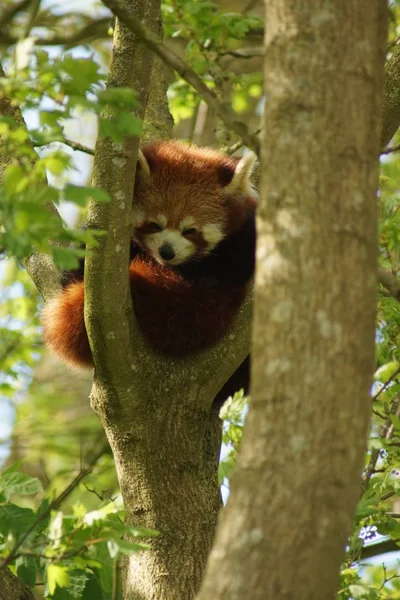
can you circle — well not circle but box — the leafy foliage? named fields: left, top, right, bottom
left=0, top=48, right=141, bottom=269
left=0, top=461, right=156, bottom=600
left=4, top=0, right=400, bottom=599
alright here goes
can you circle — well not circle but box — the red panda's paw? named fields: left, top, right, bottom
left=41, top=282, right=93, bottom=369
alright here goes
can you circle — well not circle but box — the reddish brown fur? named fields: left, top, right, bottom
left=42, top=259, right=245, bottom=367
left=134, top=140, right=252, bottom=233
left=42, top=140, right=256, bottom=370
left=42, top=283, right=92, bottom=367
left=130, top=259, right=245, bottom=354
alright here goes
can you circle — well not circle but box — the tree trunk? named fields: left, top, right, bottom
left=91, top=300, right=251, bottom=599
left=0, top=568, right=35, bottom=600
left=197, top=2, right=387, bottom=599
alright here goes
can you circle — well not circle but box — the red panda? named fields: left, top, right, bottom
left=41, top=140, right=256, bottom=401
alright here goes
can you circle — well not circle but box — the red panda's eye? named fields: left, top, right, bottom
left=183, top=228, right=196, bottom=235
left=149, top=222, right=163, bottom=232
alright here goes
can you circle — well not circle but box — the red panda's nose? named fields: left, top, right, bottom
left=159, top=243, right=175, bottom=261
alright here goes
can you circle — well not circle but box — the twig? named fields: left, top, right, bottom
left=381, top=142, right=400, bottom=155
left=100, top=0, right=260, bottom=155
left=362, top=395, right=400, bottom=489
left=33, top=138, right=94, bottom=155
left=0, top=439, right=109, bottom=569
left=0, top=17, right=111, bottom=48
left=372, top=365, right=400, bottom=401
left=242, top=0, right=262, bottom=14
left=360, top=538, right=400, bottom=560
left=221, top=48, right=264, bottom=59
left=0, top=0, right=31, bottom=30
left=22, top=0, right=41, bottom=38
left=378, top=267, right=400, bottom=302
left=227, top=127, right=261, bottom=155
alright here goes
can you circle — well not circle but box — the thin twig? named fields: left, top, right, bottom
left=381, top=142, right=400, bottom=154
left=22, top=0, right=41, bottom=38
left=360, top=538, right=400, bottom=560
left=221, top=48, right=264, bottom=59
left=378, top=267, right=400, bottom=302
left=362, top=395, right=400, bottom=489
left=33, top=138, right=95, bottom=155
left=372, top=365, right=400, bottom=401
left=100, top=0, right=260, bottom=155
left=227, top=127, right=261, bottom=155
left=0, top=17, right=111, bottom=48
left=242, top=0, right=262, bottom=14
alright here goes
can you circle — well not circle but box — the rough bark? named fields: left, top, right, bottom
left=0, top=567, right=36, bottom=600
left=142, top=55, right=174, bottom=141
left=197, top=2, right=387, bottom=600
left=382, top=45, right=400, bottom=146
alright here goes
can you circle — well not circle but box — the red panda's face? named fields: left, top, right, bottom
left=132, top=211, right=225, bottom=266
left=132, top=141, right=257, bottom=266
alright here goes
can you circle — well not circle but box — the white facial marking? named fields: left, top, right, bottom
left=156, top=214, right=167, bottom=228
left=132, top=208, right=146, bottom=227
left=144, top=229, right=195, bottom=265
left=180, top=217, right=196, bottom=231
left=203, top=224, right=224, bottom=248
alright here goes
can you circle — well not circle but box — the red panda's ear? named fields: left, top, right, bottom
left=137, top=149, right=151, bottom=179
left=221, top=151, right=257, bottom=197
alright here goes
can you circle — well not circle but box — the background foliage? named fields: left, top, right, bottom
left=1, top=0, right=400, bottom=598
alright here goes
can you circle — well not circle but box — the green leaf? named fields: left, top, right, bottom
left=348, top=584, right=379, bottom=599
left=16, top=556, right=37, bottom=589
left=107, top=538, right=149, bottom=559
left=0, top=470, right=42, bottom=500
left=374, top=361, right=400, bottom=382
left=43, top=153, right=71, bottom=176
left=52, top=247, right=82, bottom=271
left=63, top=184, right=110, bottom=206
left=0, top=504, right=36, bottom=538
left=81, top=573, right=105, bottom=600
left=47, top=564, right=70, bottom=596
left=50, top=571, right=88, bottom=600
left=4, top=164, right=29, bottom=196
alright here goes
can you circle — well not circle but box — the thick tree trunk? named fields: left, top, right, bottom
left=91, top=300, right=251, bottom=600
left=0, top=568, right=35, bottom=600
left=197, top=2, right=387, bottom=600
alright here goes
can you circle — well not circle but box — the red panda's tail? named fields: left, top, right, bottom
left=41, top=282, right=93, bottom=369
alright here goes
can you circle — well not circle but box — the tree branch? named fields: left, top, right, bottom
left=382, top=45, right=400, bottom=147
left=221, top=48, right=264, bottom=59
left=0, top=17, right=111, bottom=48
left=100, top=0, right=260, bottom=155
left=84, top=0, right=161, bottom=383
left=0, top=0, right=31, bottom=30
left=378, top=267, right=400, bottom=302
left=362, top=395, right=400, bottom=489
left=33, top=138, right=95, bottom=155
left=0, top=62, right=61, bottom=301
left=361, top=538, right=400, bottom=560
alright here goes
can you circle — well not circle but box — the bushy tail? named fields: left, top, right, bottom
left=41, top=282, right=93, bottom=369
